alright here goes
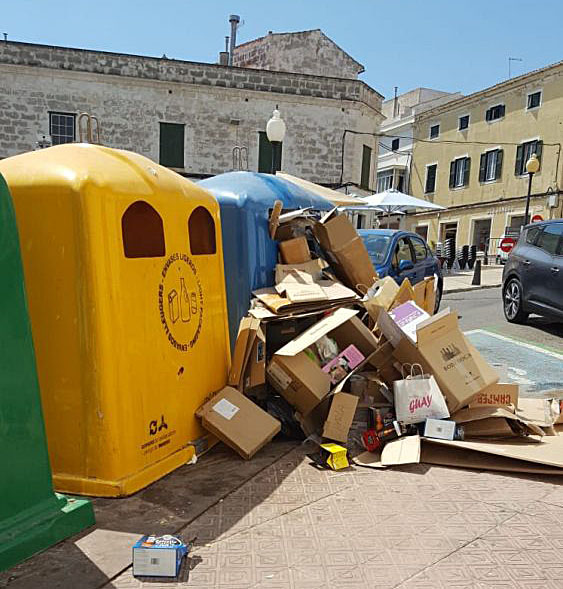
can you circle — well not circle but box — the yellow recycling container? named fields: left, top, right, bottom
left=0, top=144, right=230, bottom=497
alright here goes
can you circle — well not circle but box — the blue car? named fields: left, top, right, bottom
left=359, top=229, right=443, bottom=312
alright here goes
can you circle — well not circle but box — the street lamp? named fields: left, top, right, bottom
left=523, top=153, right=540, bottom=226
left=266, top=106, right=286, bottom=174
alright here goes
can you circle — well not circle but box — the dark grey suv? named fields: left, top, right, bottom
left=502, top=220, right=563, bottom=323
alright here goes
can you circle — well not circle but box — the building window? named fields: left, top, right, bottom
left=429, top=124, right=440, bottom=139
left=159, top=122, right=185, bottom=168
left=49, top=112, right=75, bottom=145
left=122, top=201, right=165, bottom=258
left=527, top=91, right=542, bottom=110
left=479, top=149, right=503, bottom=182
left=391, top=138, right=400, bottom=151
left=458, top=115, right=469, bottom=131
left=376, top=169, right=393, bottom=192
left=425, top=164, right=437, bottom=194
left=515, top=140, right=543, bottom=176
left=189, top=206, right=216, bottom=255
left=485, top=104, right=505, bottom=122
left=360, top=145, right=372, bottom=189
left=449, top=157, right=471, bottom=188
left=415, top=225, right=428, bottom=240
left=396, top=171, right=405, bottom=192
left=258, top=131, right=282, bottom=173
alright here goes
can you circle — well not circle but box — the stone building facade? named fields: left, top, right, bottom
left=232, top=29, right=364, bottom=80
left=0, top=40, right=383, bottom=187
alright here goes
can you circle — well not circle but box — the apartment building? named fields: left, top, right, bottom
left=409, top=61, right=563, bottom=252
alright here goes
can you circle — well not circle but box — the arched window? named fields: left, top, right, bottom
left=121, top=201, right=165, bottom=258
left=188, top=206, right=216, bottom=255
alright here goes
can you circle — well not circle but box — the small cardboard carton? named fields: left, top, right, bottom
left=364, top=276, right=400, bottom=321
left=279, top=236, right=311, bottom=264
left=313, top=210, right=377, bottom=292
left=319, top=443, right=349, bottom=470
left=469, top=383, right=518, bottom=410
left=392, top=308, right=499, bottom=413
left=322, top=392, right=359, bottom=443
left=132, top=535, right=188, bottom=577
left=267, top=308, right=378, bottom=415
left=423, top=418, right=457, bottom=440
left=196, top=387, right=281, bottom=459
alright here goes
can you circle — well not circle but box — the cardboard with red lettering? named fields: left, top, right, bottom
left=391, top=308, right=499, bottom=413
left=469, top=383, right=518, bottom=410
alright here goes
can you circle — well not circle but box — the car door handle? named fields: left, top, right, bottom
left=523, top=260, right=531, bottom=266
left=551, top=267, right=560, bottom=273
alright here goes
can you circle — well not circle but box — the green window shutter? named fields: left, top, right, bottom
left=495, top=149, right=503, bottom=180
left=425, top=165, right=436, bottom=193
left=361, top=145, right=372, bottom=189
left=258, top=132, right=273, bottom=173
left=449, top=160, right=455, bottom=188
left=479, top=153, right=486, bottom=183
left=159, top=123, right=184, bottom=168
left=535, top=140, right=543, bottom=168
left=515, top=144, right=524, bottom=175
left=463, top=157, right=471, bottom=186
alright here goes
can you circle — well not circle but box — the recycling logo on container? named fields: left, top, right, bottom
left=158, top=253, right=203, bottom=351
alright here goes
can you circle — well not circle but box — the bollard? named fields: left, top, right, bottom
left=472, top=259, right=482, bottom=285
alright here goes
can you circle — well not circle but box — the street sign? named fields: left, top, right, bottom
left=500, top=237, right=516, bottom=253
left=504, top=226, right=520, bottom=238
left=531, top=214, right=543, bottom=223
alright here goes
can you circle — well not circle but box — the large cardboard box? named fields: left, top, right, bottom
left=392, top=308, right=498, bottom=413
left=313, top=210, right=377, bottom=292
left=267, top=308, right=378, bottom=415
left=196, top=387, right=280, bottom=460
left=279, top=237, right=311, bottom=264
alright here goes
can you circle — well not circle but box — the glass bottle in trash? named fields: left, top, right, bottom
left=180, top=277, right=191, bottom=323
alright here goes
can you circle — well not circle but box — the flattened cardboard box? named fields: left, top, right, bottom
left=244, top=324, right=266, bottom=390
left=197, top=387, right=280, bottom=460
left=392, top=308, right=498, bottom=413
left=228, top=317, right=260, bottom=388
left=267, top=308, right=378, bottom=415
left=322, top=392, right=358, bottom=443
left=313, top=210, right=377, bottom=292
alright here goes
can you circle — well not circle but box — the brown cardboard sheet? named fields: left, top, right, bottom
left=421, top=438, right=563, bottom=475
left=228, top=317, right=260, bottom=388
left=279, top=236, right=311, bottom=264
left=381, top=435, right=421, bottom=466
left=322, top=392, right=358, bottom=443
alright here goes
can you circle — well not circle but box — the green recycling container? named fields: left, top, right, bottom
left=0, top=172, right=95, bottom=571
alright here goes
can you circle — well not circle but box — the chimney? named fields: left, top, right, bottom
left=229, top=14, right=240, bottom=66
left=393, top=86, right=399, bottom=118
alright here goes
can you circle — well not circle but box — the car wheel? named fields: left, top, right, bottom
left=503, top=278, right=528, bottom=324
left=434, top=281, right=443, bottom=314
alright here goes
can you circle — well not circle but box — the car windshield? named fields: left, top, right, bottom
left=361, top=234, right=392, bottom=265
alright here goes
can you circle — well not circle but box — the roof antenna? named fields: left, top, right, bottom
left=508, top=57, right=522, bottom=79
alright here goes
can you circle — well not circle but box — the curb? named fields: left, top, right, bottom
left=444, top=283, right=502, bottom=295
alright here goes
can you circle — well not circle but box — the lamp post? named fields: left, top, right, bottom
left=523, top=153, right=540, bottom=226
left=266, top=106, right=286, bottom=174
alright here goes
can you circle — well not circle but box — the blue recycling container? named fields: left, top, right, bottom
left=198, top=172, right=332, bottom=350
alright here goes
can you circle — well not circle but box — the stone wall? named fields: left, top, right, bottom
left=232, top=30, right=364, bottom=80
left=0, top=41, right=382, bottom=187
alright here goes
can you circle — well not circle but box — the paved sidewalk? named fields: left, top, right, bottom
left=106, top=442, right=563, bottom=589
left=443, top=266, right=504, bottom=294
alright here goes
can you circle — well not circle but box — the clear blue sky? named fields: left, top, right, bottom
left=3, top=0, right=562, bottom=100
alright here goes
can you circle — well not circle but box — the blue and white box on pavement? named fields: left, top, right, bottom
left=132, top=535, right=188, bottom=577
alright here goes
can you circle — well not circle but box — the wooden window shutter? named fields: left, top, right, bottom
left=500, top=104, right=506, bottom=117
left=361, top=145, right=372, bottom=189
left=449, top=161, right=455, bottom=188
left=479, top=153, right=486, bottom=182
left=463, top=157, right=471, bottom=186
left=515, top=144, right=524, bottom=175
left=159, top=123, right=185, bottom=168
left=485, top=108, right=491, bottom=122
left=495, top=149, right=503, bottom=180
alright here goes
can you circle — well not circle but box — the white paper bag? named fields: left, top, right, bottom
left=393, top=364, right=450, bottom=424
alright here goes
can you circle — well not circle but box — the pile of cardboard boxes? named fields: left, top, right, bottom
left=196, top=206, right=563, bottom=475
